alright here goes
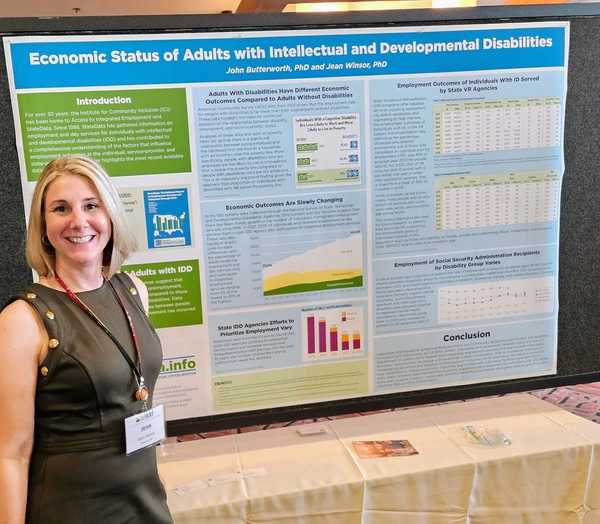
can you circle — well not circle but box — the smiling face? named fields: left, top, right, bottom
left=43, top=173, right=112, bottom=275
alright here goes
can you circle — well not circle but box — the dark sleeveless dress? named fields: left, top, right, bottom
left=10, top=273, right=173, bottom=524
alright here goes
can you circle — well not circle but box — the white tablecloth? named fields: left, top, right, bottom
left=158, top=394, right=600, bottom=523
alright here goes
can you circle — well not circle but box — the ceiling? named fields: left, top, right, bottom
left=0, top=0, right=243, bottom=17
left=0, top=0, right=584, bottom=18
left=0, top=0, right=490, bottom=17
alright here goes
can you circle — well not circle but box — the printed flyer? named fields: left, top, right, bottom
left=4, top=22, right=569, bottom=422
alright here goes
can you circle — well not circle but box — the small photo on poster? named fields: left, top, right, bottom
left=143, top=187, right=192, bottom=249
left=352, top=440, right=418, bottom=459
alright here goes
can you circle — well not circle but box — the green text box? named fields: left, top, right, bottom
left=213, top=360, right=368, bottom=412
left=18, top=88, right=191, bottom=180
left=123, top=259, right=202, bottom=329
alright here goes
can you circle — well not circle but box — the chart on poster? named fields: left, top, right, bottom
left=434, top=171, right=561, bottom=229
left=4, top=21, right=569, bottom=421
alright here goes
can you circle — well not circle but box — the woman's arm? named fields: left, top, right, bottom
left=0, top=300, right=46, bottom=524
left=127, top=273, right=150, bottom=314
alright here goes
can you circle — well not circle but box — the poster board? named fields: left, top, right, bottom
left=0, top=6, right=599, bottom=434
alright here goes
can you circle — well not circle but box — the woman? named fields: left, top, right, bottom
left=0, top=156, right=173, bottom=524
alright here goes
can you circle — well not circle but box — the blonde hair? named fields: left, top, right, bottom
left=26, top=155, right=136, bottom=278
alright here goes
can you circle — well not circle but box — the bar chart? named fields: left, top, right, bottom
left=302, top=306, right=364, bottom=360
left=152, top=212, right=187, bottom=247
left=153, top=213, right=185, bottom=235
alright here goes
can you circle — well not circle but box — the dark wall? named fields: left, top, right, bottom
left=0, top=43, right=29, bottom=301
left=557, top=18, right=600, bottom=375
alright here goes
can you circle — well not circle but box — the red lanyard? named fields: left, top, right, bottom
left=54, top=273, right=149, bottom=403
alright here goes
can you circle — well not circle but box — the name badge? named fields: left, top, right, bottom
left=124, top=404, right=166, bottom=455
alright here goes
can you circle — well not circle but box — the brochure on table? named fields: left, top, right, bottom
left=4, top=21, right=569, bottom=422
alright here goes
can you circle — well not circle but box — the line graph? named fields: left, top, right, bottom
left=438, top=277, right=554, bottom=323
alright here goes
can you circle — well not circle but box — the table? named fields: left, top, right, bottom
left=158, top=393, right=600, bottom=523
left=433, top=98, right=561, bottom=155
left=434, top=171, right=560, bottom=231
